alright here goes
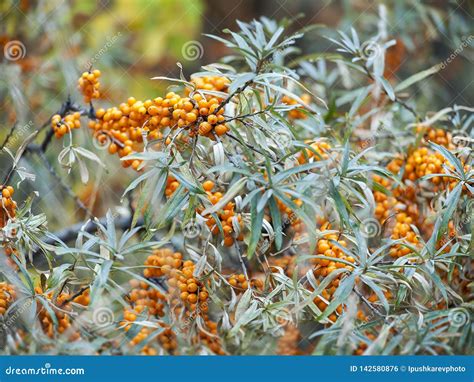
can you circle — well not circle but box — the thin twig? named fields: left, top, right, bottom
left=0, top=124, right=18, bottom=152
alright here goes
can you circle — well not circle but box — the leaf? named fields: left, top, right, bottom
left=360, top=275, right=389, bottom=313
left=201, top=177, right=247, bottom=216
left=268, top=196, right=283, bottom=250
left=395, top=64, right=442, bottom=92
left=429, top=142, right=465, bottom=179
left=89, top=259, right=113, bottom=306
left=437, top=182, right=463, bottom=242
left=229, top=72, right=256, bottom=94
left=73, top=146, right=105, bottom=167
left=193, top=255, right=207, bottom=278
left=235, top=288, right=252, bottom=321
left=375, top=76, right=395, bottom=101
left=319, top=273, right=356, bottom=321
left=247, top=196, right=265, bottom=259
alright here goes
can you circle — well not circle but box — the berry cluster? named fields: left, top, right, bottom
left=312, top=223, right=354, bottom=323
left=86, top=74, right=231, bottom=171
left=419, top=126, right=453, bottom=148
left=371, top=175, right=420, bottom=258
left=125, top=248, right=226, bottom=354
left=121, top=267, right=179, bottom=354
left=171, top=260, right=209, bottom=312
left=297, top=140, right=331, bottom=164
left=143, top=248, right=183, bottom=279
left=268, top=255, right=297, bottom=278
left=282, top=94, right=311, bottom=119
left=388, top=212, right=419, bottom=258
left=276, top=197, right=304, bottom=238
left=189, top=76, right=230, bottom=92
left=354, top=332, right=376, bottom=355
left=228, top=273, right=263, bottom=291
left=73, top=289, right=90, bottom=306
left=78, top=70, right=101, bottom=103
left=0, top=185, right=16, bottom=227
left=35, top=287, right=79, bottom=340
left=196, top=319, right=225, bottom=355
left=1, top=185, right=17, bottom=263
left=127, top=279, right=167, bottom=317
left=122, top=311, right=177, bottom=355
left=199, top=180, right=244, bottom=247
left=51, top=112, right=81, bottom=139
left=0, top=282, right=16, bottom=316
left=165, top=176, right=181, bottom=198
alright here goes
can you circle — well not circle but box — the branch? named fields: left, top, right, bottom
left=1, top=98, right=89, bottom=185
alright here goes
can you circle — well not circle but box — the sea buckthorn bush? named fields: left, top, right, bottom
left=0, top=12, right=472, bottom=357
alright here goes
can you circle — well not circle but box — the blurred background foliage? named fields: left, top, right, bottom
left=0, top=0, right=472, bottom=229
